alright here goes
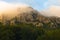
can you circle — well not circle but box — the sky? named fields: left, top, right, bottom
left=0, top=0, right=47, bottom=11
left=0, top=0, right=60, bottom=11
left=0, top=0, right=60, bottom=17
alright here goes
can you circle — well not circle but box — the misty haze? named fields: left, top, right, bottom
left=0, top=0, right=60, bottom=40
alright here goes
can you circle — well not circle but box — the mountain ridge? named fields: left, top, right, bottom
left=1, top=6, right=60, bottom=28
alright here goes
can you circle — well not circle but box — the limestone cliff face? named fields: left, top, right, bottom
left=1, top=6, right=41, bottom=24
left=16, top=7, right=40, bottom=23
left=1, top=6, right=60, bottom=28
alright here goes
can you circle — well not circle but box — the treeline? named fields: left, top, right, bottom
left=0, top=23, right=60, bottom=40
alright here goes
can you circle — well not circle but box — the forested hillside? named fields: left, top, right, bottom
left=0, top=23, right=60, bottom=40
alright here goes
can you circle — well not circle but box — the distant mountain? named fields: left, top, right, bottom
left=1, top=6, right=60, bottom=28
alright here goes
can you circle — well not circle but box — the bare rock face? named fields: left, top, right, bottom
left=13, top=7, right=40, bottom=23
left=1, top=6, right=60, bottom=28
left=15, top=7, right=60, bottom=28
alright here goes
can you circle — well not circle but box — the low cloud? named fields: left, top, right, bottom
left=41, top=5, right=60, bottom=17
left=42, top=0, right=60, bottom=17
left=0, top=1, right=29, bottom=20
left=0, top=1, right=29, bottom=12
